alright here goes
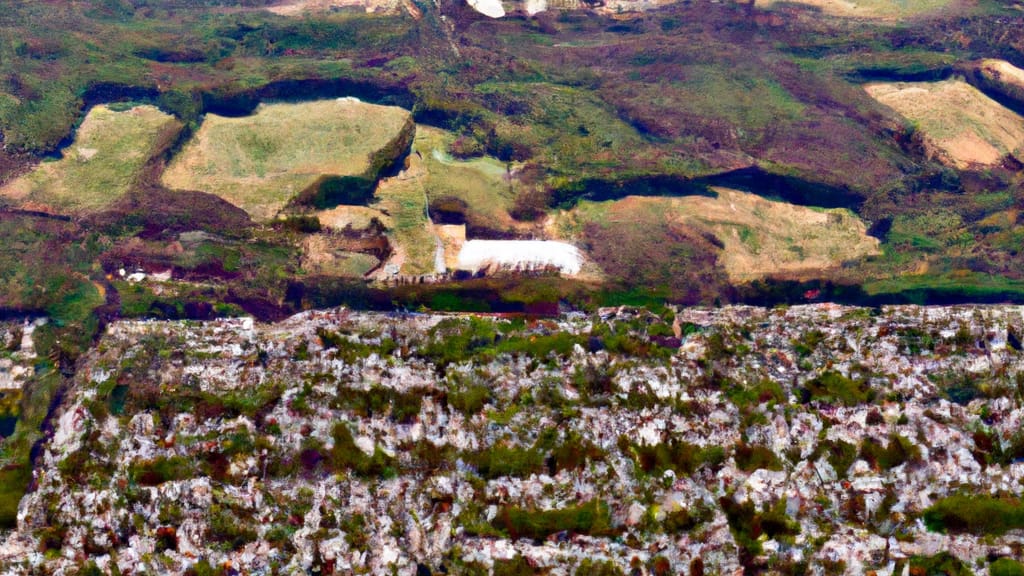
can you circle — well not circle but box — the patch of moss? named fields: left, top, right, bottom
left=799, top=371, right=874, bottom=406
left=991, top=558, right=1024, bottom=576
left=619, top=437, right=726, bottom=477
left=924, top=495, right=1024, bottom=536
left=491, top=500, right=615, bottom=541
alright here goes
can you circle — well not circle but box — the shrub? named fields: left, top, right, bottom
left=129, top=456, right=192, bottom=486
left=329, top=423, right=395, bottom=478
left=800, top=371, right=874, bottom=406
left=467, top=444, right=544, bottom=480
left=447, top=379, right=492, bottom=416
left=907, top=553, right=971, bottom=576
left=575, top=559, right=624, bottom=576
left=720, top=497, right=799, bottom=568
left=491, top=500, right=615, bottom=540
left=734, top=442, right=785, bottom=473
left=991, top=558, right=1024, bottom=576
left=923, top=495, right=1024, bottom=536
left=333, top=385, right=422, bottom=424
left=620, top=438, right=726, bottom=477
left=859, top=434, right=920, bottom=470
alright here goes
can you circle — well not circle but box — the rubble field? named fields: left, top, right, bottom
left=2, top=304, right=1024, bottom=575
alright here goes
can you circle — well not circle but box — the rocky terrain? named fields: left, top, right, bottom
left=0, top=304, right=1022, bottom=574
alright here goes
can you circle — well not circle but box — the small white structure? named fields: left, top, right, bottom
left=456, top=240, right=583, bottom=275
left=467, top=0, right=506, bottom=17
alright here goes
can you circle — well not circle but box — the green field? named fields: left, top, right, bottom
left=162, top=99, right=413, bottom=220
left=1, top=105, right=180, bottom=214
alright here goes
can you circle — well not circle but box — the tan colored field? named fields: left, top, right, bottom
left=0, top=105, right=180, bottom=214
left=754, top=0, right=954, bottom=20
left=554, top=188, right=880, bottom=282
left=978, top=59, right=1024, bottom=92
left=865, top=80, right=1024, bottom=169
left=265, top=0, right=405, bottom=15
left=317, top=205, right=387, bottom=232
left=162, top=99, right=412, bottom=221
left=300, top=235, right=380, bottom=277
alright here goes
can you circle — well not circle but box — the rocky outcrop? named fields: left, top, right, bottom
left=3, top=305, right=1024, bottom=574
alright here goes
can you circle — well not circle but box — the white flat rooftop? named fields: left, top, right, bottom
left=456, top=240, right=583, bottom=275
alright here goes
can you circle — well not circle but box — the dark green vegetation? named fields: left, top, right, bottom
left=924, top=495, right=1024, bottom=536
left=991, top=558, right=1024, bottom=576
left=489, top=500, right=615, bottom=541
left=0, top=0, right=1022, bottom=316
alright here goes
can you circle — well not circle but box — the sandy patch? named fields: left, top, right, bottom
left=317, top=205, right=390, bottom=231
left=865, top=80, right=1024, bottom=169
left=437, top=224, right=467, bottom=270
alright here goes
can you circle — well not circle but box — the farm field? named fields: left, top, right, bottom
left=0, top=105, right=180, bottom=214
left=555, top=188, right=881, bottom=282
left=754, top=0, right=956, bottom=20
left=161, top=99, right=412, bottom=221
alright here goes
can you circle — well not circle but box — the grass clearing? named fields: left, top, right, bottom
left=418, top=126, right=518, bottom=229
left=162, top=99, right=412, bottom=221
left=373, top=125, right=520, bottom=276
left=554, top=188, right=879, bottom=282
left=865, top=80, right=1024, bottom=168
left=0, top=105, right=180, bottom=214
left=372, top=142, right=437, bottom=276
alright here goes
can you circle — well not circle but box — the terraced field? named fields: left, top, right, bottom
left=865, top=80, right=1024, bottom=169
left=0, top=105, right=180, bottom=214
left=162, top=99, right=413, bottom=221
